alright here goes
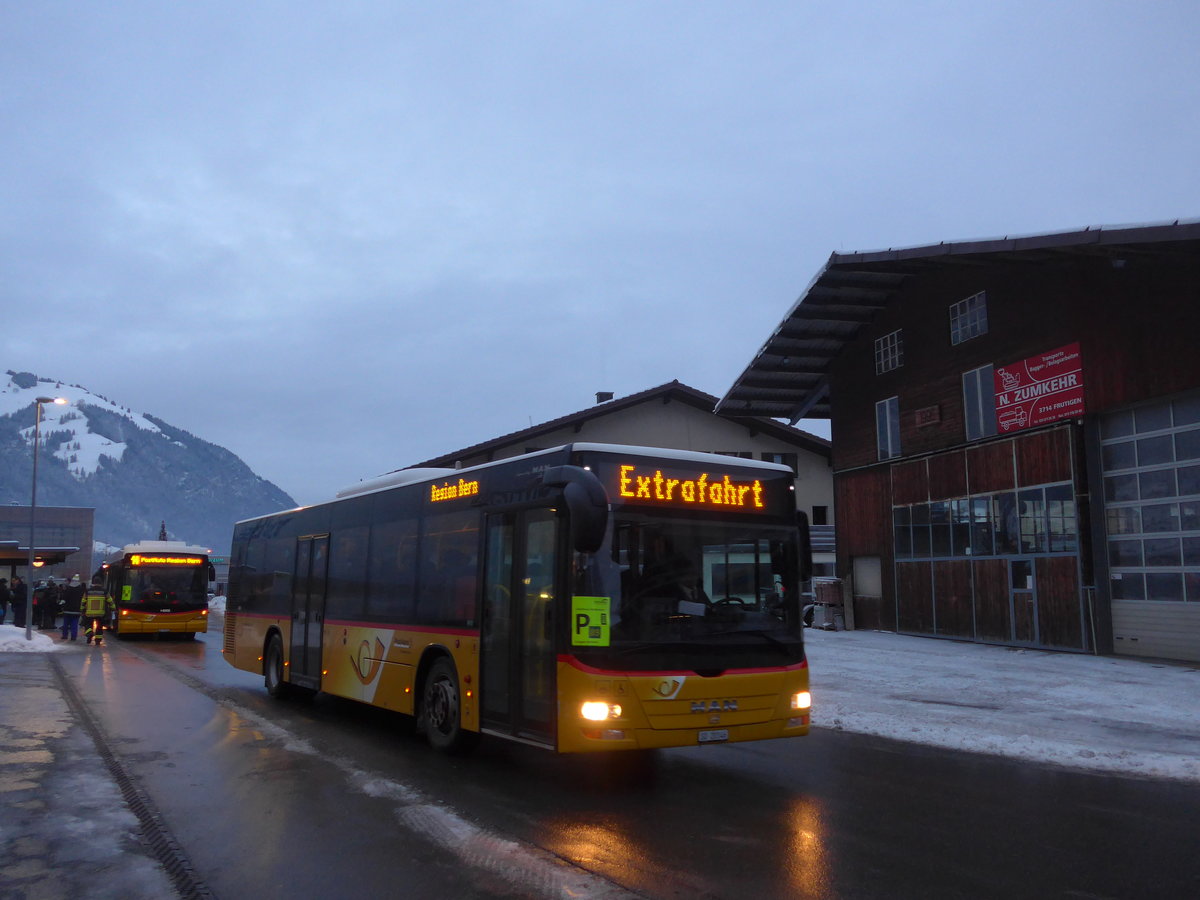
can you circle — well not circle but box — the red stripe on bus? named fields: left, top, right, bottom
left=558, top=654, right=808, bottom=677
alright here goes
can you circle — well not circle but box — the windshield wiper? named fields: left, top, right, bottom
left=611, top=640, right=697, bottom=656
left=703, top=628, right=794, bottom=650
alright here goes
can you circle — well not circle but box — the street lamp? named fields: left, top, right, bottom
left=26, top=395, right=67, bottom=641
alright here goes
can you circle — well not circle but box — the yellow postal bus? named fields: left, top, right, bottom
left=223, top=443, right=812, bottom=754
left=102, top=541, right=214, bottom=637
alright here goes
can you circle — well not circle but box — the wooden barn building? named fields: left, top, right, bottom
left=719, top=221, right=1200, bottom=663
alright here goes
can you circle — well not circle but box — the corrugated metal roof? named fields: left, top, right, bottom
left=717, top=220, right=1200, bottom=422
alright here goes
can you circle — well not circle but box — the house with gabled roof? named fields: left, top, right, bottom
left=405, top=380, right=835, bottom=574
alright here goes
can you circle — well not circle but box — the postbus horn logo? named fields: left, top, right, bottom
left=351, top=637, right=386, bottom=685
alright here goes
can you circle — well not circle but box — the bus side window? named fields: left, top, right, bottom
left=442, top=549, right=476, bottom=624
left=416, top=510, right=478, bottom=626
left=329, top=525, right=369, bottom=621
left=366, top=518, right=417, bottom=620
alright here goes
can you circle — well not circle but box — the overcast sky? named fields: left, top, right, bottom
left=4, top=2, right=1198, bottom=506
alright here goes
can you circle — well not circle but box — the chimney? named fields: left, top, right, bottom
left=595, top=392, right=614, bottom=404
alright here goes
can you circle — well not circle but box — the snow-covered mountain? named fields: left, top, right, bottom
left=0, top=371, right=296, bottom=552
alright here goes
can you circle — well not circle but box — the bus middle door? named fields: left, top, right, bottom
left=480, top=508, right=559, bottom=746
left=290, top=534, right=329, bottom=690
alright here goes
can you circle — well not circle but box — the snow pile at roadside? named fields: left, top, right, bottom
left=805, top=627, right=1200, bottom=783
left=0, top=624, right=64, bottom=652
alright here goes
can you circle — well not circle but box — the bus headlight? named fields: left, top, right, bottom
left=791, top=691, right=812, bottom=711
left=580, top=701, right=622, bottom=721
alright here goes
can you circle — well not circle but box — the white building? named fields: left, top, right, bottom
left=406, top=381, right=835, bottom=574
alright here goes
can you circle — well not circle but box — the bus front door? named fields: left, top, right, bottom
left=290, top=534, right=329, bottom=690
left=481, top=508, right=559, bottom=746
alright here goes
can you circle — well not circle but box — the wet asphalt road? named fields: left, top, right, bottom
left=8, top=624, right=1200, bottom=899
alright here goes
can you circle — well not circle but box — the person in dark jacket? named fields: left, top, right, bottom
left=0, top=577, right=10, bottom=625
left=31, top=581, right=46, bottom=629
left=11, top=577, right=27, bottom=628
left=60, top=575, right=86, bottom=641
left=40, top=579, right=61, bottom=629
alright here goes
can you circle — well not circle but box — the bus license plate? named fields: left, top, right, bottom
left=698, top=729, right=729, bottom=744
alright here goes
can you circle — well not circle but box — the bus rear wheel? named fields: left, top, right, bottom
left=421, top=658, right=476, bottom=754
left=265, top=634, right=289, bottom=699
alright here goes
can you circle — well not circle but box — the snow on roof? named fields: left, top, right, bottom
left=335, top=467, right=457, bottom=499
left=331, top=444, right=793, bottom=506
left=117, top=540, right=212, bottom=555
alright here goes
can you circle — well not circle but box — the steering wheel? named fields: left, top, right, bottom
left=714, top=597, right=748, bottom=607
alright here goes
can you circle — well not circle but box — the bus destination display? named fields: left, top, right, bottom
left=614, top=462, right=770, bottom=511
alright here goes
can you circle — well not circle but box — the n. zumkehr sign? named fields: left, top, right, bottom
left=994, top=343, right=1085, bottom=434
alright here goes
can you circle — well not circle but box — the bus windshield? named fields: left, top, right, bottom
left=128, top=567, right=208, bottom=608
left=572, top=511, right=805, bottom=671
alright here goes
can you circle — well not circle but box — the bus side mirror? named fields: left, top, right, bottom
left=541, top=465, right=609, bottom=554
left=796, top=510, right=813, bottom=582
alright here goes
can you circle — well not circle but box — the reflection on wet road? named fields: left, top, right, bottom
left=54, top=619, right=1200, bottom=899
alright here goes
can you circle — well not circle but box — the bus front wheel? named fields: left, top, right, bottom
left=421, top=658, right=476, bottom=754
left=265, top=635, right=289, bottom=699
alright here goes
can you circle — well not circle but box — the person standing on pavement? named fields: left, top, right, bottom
left=83, top=583, right=111, bottom=645
left=0, top=578, right=9, bottom=625
left=31, top=581, right=46, bottom=629
left=60, top=575, right=85, bottom=641
left=37, top=579, right=49, bottom=629
left=11, top=577, right=27, bottom=628
left=41, top=578, right=61, bottom=630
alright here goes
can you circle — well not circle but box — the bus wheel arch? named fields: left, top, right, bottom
left=417, top=651, right=477, bottom=755
left=264, top=630, right=290, bottom=699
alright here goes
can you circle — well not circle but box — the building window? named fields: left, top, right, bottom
left=714, top=451, right=753, bottom=459
left=875, top=330, right=904, bottom=374
left=893, top=484, right=1076, bottom=560
left=876, top=397, right=901, bottom=460
left=761, top=452, right=798, bottom=474
left=950, top=291, right=988, bottom=345
left=963, top=365, right=997, bottom=441
left=812, top=505, right=829, bottom=526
